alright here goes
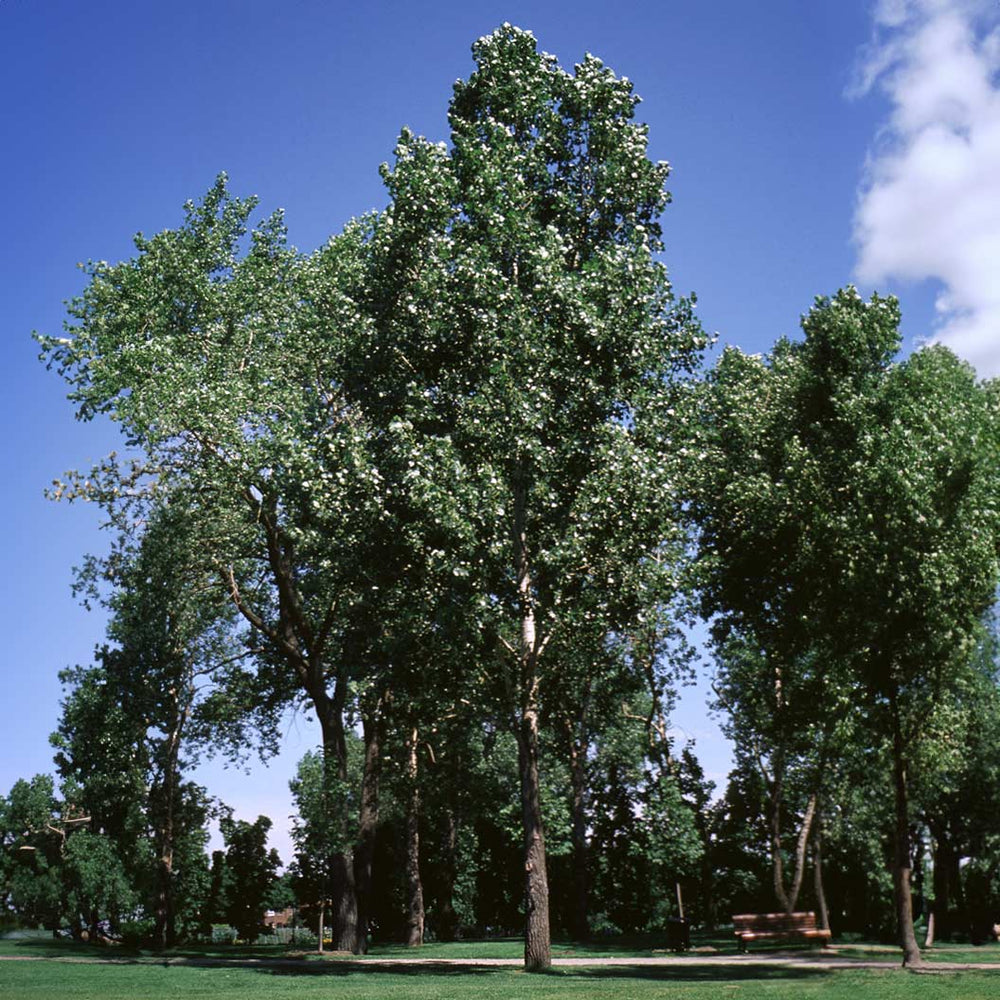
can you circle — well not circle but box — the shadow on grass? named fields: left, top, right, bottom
left=1, top=938, right=312, bottom=961
left=255, top=961, right=833, bottom=984
left=262, top=962, right=510, bottom=978
left=560, top=964, right=834, bottom=984
left=0, top=938, right=117, bottom=959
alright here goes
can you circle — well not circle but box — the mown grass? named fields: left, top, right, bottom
left=2, top=957, right=1000, bottom=1000
left=831, top=940, right=1000, bottom=965
left=0, top=930, right=701, bottom=962
left=3, top=933, right=1000, bottom=999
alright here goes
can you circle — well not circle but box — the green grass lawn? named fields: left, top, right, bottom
left=2, top=935, right=999, bottom=999
left=1, top=958, right=999, bottom=1000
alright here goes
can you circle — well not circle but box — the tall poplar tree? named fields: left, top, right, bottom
left=356, top=25, right=704, bottom=968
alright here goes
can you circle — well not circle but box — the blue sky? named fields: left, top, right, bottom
left=4, top=0, right=997, bottom=862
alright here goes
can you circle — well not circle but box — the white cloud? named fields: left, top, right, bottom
left=852, top=0, right=1000, bottom=375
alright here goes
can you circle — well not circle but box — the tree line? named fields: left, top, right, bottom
left=4, top=25, right=1000, bottom=971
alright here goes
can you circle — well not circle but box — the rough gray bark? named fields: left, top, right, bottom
left=511, top=475, right=551, bottom=972
left=518, top=709, right=551, bottom=972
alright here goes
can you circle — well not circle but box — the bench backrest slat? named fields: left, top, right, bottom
left=733, top=912, right=818, bottom=933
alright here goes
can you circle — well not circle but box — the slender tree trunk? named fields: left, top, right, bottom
left=405, top=726, right=425, bottom=947
left=352, top=701, right=383, bottom=955
left=568, top=734, right=589, bottom=941
left=952, top=845, right=968, bottom=938
left=766, top=754, right=791, bottom=912
left=913, top=828, right=927, bottom=939
left=785, top=793, right=817, bottom=913
left=154, top=688, right=191, bottom=951
left=225, top=550, right=360, bottom=952
left=929, top=833, right=950, bottom=944
left=812, top=821, right=830, bottom=932
left=437, top=804, right=459, bottom=942
left=890, top=686, right=923, bottom=967
left=153, top=779, right=175, bottom=951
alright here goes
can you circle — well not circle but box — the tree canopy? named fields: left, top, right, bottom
left=691, top=288, right=1000, bottom=965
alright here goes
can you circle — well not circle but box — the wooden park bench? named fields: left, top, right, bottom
left=732, top=912, right=831, bottom=952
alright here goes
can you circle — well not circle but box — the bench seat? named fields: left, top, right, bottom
left=732, top=912, right=831, bottom=952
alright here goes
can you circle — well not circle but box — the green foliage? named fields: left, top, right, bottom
left=0, top=776, right=63, bottom=930
left=586, top=709, right=701, bottom=934
left=288, top=744, right=362, bottom=906
left=47, top=23, right=1000, bottom=955
left=695, top=288, right=1000, bottom=707
left=219, top=814, right=282, bottom=943
left=692, top=287, right=1000, bottom=958
left=61, top=830, right=136, bottom=933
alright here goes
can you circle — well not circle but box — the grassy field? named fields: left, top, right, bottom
left=2, top=934, right=1000, bottom=1000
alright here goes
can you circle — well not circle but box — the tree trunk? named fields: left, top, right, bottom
left=512, top=474, right=551, bottom=972
left=226, top=531, right=360, bottom=950
left=318, top=703, right=358, bottom=953
left=764, top=749, right=802, bottom=913
left=437, top=804, right=459, bottom=942
left=405, top=726, right=425, bottom=947
left=152, top=781, right=175, bottom=951
left=952, top=841, right=968, bottom=938
left=352, top=701, right=383, bottom=954
left=890, top=687, right=923, bottom=967
left=930, top=835, right=946, bottom=944
left=517, top=707, right=551, bottom=972
left=912, top=828, right=927, bottom=940
left=568, top=735, right=589, bottom=941
left=785, top=793, right=817, bottom=913
left=154, top=689, right=191, bottom=951
left=328, top=853, right=356, bottom=951
left=812, top=820, right=830, bottom=932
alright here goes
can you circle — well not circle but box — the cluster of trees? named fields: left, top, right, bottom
left=3, top=25, right=1000, bottom=971
left=0, top=767, right=285, bottom=947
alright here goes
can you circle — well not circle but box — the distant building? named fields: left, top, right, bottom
left=264, top=908, right=295, bottom=929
